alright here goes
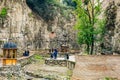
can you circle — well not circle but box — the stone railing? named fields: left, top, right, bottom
left=45, top=58, right=75, bottom=70
left=17, top=52, right=35, bottom=67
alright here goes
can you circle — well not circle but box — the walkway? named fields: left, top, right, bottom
left=69, top=55, right=75, bottom=62
left=17, top=51, right=35, bottom=60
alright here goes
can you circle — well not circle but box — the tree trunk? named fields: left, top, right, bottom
left=87, top=43, right=90, bottom=54
left=90, top=34, right=94, bottom=55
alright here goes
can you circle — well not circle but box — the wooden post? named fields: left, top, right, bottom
left=10, top=49, right=12, bottom=58
left=6, top=50, right=8, bottom=58
left=15, top=49, right=17, bottom=58
left=3, top=49, right=6, bottom=58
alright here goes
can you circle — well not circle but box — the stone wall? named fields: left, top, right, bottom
left=17, top=53, right=35, bottom=67
left=0, top=64, right=26, bottom=79
left=45, top=59, right=75, bottom=70
left=72, top=55, right=120, bottom=80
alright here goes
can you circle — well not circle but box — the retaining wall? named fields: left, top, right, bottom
left=45, top=59, right=75, bottom=70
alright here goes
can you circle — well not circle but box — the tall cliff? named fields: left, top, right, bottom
left=0, top=0, right=119, bottom=54
left=0, top=0, right=78, bottom=50
left=102, top=0, right=120, bottom=54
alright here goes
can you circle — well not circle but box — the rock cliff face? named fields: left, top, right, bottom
left=0, top=0, right=77, bottom=50
left=102, top=0, right=120, bottom=54
left=0, top=0, right=119, bottom=53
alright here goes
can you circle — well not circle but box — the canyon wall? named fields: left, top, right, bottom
left=102, top=0, right=120, bottom=54
left=0, top=0, right=78, bottom=50
left=0, top=0, right=119, bottom=54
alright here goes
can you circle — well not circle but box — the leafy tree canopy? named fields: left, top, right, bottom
left=73, top=0, right=106, bottom=54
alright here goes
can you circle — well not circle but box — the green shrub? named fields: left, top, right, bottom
left=28, top=12, right=33, bottom=17
left=33, top=54, right=43, bottom=60
left=0, top=7, right=7, bottom=18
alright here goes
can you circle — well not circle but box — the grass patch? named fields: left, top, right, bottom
left=33, top=54, right=43, bottom=60
left=28, top=12, right=34, bottom=17
left=67, top=70, right=73, bottom=76
left=103, top=77, right=118, bottom=80
left=31, top=54, right=45, bottom=64
left=66, top=70, right=73, bottom=80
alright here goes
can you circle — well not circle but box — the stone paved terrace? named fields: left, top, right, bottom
left=69, top=55, right=75, bottom=62
left=46, top=55, right=75, bottom=62
left=45, top=55, right=75, bottom=70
